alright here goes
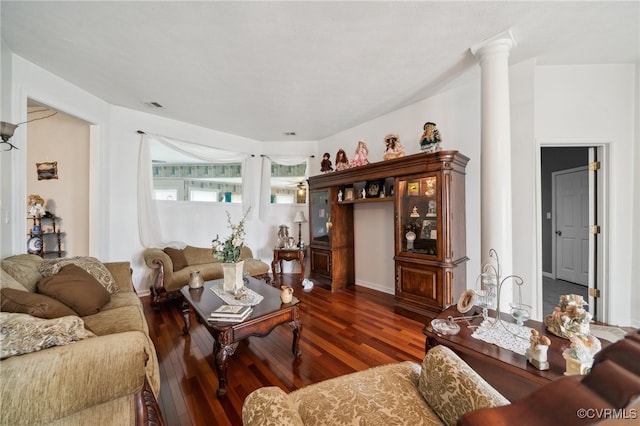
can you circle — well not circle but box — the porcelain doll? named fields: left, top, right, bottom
left=320, top=152, right=333, bottom=173
left=335, top=149, right=350, bottom=171
left=420, top=122, right=442, bottom=153
left=383, top=133, right=405, bottom=160
left=350, top=140, right=369, bottom=167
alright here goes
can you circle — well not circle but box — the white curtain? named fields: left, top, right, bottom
left=137, top=133, right=250, bottom=247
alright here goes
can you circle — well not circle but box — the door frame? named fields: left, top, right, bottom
left=536, top=142, right=609, bottom=322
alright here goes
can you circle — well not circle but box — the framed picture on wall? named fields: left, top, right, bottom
left=36, top=161, right=58, bottom=180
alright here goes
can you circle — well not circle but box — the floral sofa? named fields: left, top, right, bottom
left=0, top=254, right=163, bottom=426
left=242, top=345, right=509, bottom=426
left=143, top=245, right=270, bottom=309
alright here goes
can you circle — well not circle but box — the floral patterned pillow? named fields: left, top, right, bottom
left=38, top=257, right=118, bottom=294
left=417, top=345, right=509, bottom=426
left=0, top=312, right=95, bottom=359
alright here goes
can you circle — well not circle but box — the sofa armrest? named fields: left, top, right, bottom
left=104, top=261, right=135, bottom=293
left=143, top=248, right=172, bottom=273
left=418, top=345, right=510, bottom=426
left=242, top=386, right=305, bottom=426
left=0, top=331, right=150, bottom=426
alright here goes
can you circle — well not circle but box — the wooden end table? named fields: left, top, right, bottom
left=423, top=305, right=611, bottom=402
left=180, top=277, right=302, bottom=398
left=272, top=248, right=305, bottom=283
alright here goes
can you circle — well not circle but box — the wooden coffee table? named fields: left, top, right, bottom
left=180, top=277, right=302, bottom=397
left=423, top=305, right=602, bottom=402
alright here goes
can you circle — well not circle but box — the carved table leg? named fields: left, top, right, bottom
left=214, top=334, right=239, bottom=398
left=290, top=319, right=303, bottom=357
left=181, top=300, right=191, bottom=335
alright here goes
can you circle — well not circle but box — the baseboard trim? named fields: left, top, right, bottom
left=356, top=280, right=395, bottom=295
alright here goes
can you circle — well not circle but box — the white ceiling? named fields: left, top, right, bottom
left=2, top=1, right=638, bottom=142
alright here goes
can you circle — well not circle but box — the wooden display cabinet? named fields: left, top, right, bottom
left=308, top=187, right=354, bottom=290
left=308, top=151, right=468, bottom=316
left=394, top=154, right=469, bottom=316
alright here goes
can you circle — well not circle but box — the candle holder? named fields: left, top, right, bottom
left=475, top=249, right=530, bottom=337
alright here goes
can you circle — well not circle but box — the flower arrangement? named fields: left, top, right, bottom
left=544, top=294, right=592, bottom=339
left=211, top=208, right=250, bottom=263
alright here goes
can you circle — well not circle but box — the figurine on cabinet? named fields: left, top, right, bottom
left=383, top=133, right=405, bottom=160
left=526, top=330, right=551, bottom=370
left=420, top=122, right=442, bottom=153
left=335, top=149, right=350, bottom=171
left=350, top=140, right=369, bottom=167
left=320, top=152, right=333, bottom=173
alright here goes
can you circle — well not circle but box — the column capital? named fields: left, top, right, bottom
left=470, top=28, right=517, bottom=61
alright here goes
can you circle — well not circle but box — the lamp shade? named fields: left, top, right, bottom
left=0, top=121, right=17, bottom=141
left=293, top=211, right=307, bottom=223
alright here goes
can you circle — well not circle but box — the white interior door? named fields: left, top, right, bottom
left=553, top=167, right=589, bottom=285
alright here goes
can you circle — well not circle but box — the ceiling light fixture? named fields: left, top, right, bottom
left=0, top=121, right=18, bottom=151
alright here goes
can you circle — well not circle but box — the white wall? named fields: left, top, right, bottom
left=314, top=79, right=482, bottom=294
left=535, top=64, right=638, bottom=326
left=5, top=54, right=111, bottom=260
left=314, top=62, right=639, bottom=328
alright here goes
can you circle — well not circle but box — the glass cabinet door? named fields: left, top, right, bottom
left=398, top=175, right=439, bottom=257
left=310, top=189, right=330, bottom=246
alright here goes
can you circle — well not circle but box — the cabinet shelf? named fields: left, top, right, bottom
left=27, top=215, right=65, bottom=258
left=337, top=197, right=394, bottom=205
left=308, top=150, right=469, bottom=317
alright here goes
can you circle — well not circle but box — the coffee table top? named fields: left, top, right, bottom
left=181, top=277, right=300, bottom=329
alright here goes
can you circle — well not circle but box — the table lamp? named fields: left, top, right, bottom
left=293, top=211, right=307, bottom=248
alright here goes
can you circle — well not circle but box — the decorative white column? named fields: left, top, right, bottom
left=471, top=29, right=516, bottom=309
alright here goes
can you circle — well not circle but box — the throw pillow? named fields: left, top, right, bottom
left=37, top=264, right=111, bottom=316
left=0, top=312, right=95, bottom=359
left=417, top=345, right=509, bottom=426
left=164, top=247, right=188, bottom=271
left=1, top=288, right=77, bottom=318
left=38, top=256, right=119, bottom=294
left=183, top=245, right=214, bottom=266
left=0, top=254, right=45, bottom=292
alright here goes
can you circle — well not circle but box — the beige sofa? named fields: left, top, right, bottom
left=0, top=254, right=163, bottom=426
left=143, top=245, right=270, bottom=309
left=242, top=345, right=509, bottom=426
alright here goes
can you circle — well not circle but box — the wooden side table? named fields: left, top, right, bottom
left=272, top=248, right=305, bottom=283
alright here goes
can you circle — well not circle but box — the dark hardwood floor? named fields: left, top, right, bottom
left=141, top=274, right=430, bottom=426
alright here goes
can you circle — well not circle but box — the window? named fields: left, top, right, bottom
left=154, top=189, right=178, bottom=201
left=152, top=163, right=242, bottom=202
left=271, top=162, right=307, bottom=204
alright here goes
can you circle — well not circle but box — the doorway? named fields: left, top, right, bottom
left=540, top=146, right=603, bottom=319
left=26, top=101, right=91, bottom=257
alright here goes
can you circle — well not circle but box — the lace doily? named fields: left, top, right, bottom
left=210, top=283, right=264, bottom=306
left=471, top=318, right=532, bottom=356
